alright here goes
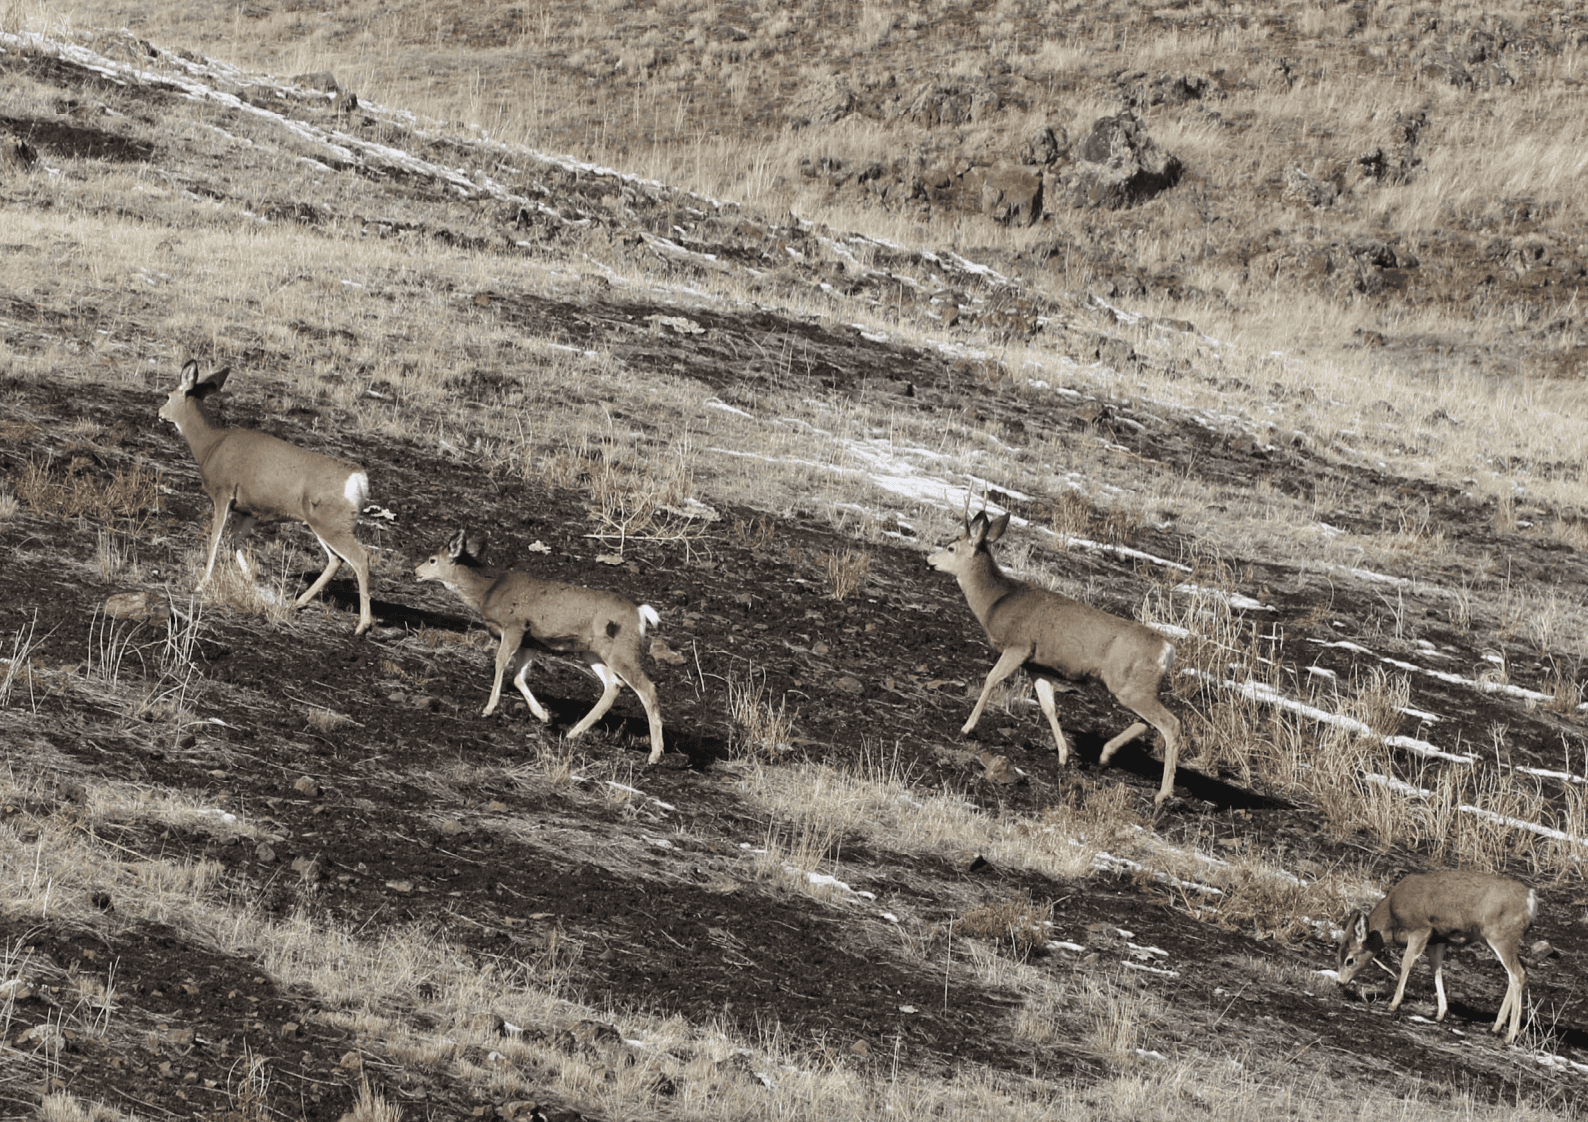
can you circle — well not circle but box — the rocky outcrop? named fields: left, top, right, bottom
left=981, top=164, right=1043, bottom=226
left=1063, top=113, right=1182, bottom=209
left=787, top=76, right=856, bottom=128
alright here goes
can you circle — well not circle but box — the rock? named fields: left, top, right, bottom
left=649, top=637, right=687, bottom=664
left=1282, top=166, right=1338, bottom=209
left=787, top=75, right=855, bottom=127
left=1, top=132, right=38, bottom=174
left=981, top=164, right=1043, bottom=226
left=902, top=81, right=1000, bottom=127
left=254, top=842, right=277, bottom=863
left=292, top=71, right=342, bottom=93
left=1023, top=125, right=1068, bottom=166
left=1066, top=112, right=1182, bottom=209
left=978, top=752, right=1019, bottom=784
left=570, top=1019, right=622, bottom=1045
left=103, top=589, right=170, bottom=624
left=293, top=776, right=321, bottom=797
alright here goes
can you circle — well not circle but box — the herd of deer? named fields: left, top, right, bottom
left=155, top=361, right=1542, bottom=1045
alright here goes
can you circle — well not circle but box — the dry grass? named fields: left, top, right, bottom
left=2, top=5, right=1587, bottom=1119
left=726, top=662, right=797, bottom=760
left=821, top=547, right=873, bottom=601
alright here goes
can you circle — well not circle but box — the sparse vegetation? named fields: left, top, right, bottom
left=2, top=2, right=1587, bottom=1119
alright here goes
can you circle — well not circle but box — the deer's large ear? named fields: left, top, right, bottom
left=985, top=512, right=1011, bottom=542
left=446, top=529, right=469, bottom=559
left=190, top=365, right=231, bottom=400
left=177, top=360, right=200, bottom=391
left=463, top=530, right=489, bottom=562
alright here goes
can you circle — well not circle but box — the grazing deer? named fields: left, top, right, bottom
left=158, top=360, right=374, bottom=635
left=1336, top=869, right=1536, bottom=1043
left=927, top=510, right=1182, bottom=806
left=414, top=529, right=665, bottom=763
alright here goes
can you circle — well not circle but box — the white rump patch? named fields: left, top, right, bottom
left=345, top=472, right=370, bottom=508
left=638, top=604, right=661, bottom=633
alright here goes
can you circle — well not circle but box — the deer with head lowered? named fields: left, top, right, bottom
left=414, top=529, right=665, bottom=763
left=927, top=510, right=1182, bottom=806
left=1336, top=869, right=1536, bottom=1043
left=158, top=360, right=374, bottom=635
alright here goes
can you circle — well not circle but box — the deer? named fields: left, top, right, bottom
left=926, top=509, right=1182, bottom=807
left=158, top=360, right=374, bottom=635
left=1335, top=869, right=1536, bottom=1043
left=413, top=529, right=665, bottom=763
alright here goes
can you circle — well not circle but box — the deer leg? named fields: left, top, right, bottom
left=1031, top=676, right=1069, bottom=765
left=295, top=536, right=343, bottom=608
left=197, top=495, right=234, bottom=590
left=513, top=652, right=548, bottom=721
left=1390, top=929, right=1431, bottom=1011
left=1099, top=721, right=1148, bottom=764
left=567, top=660, right=622, bottom=739
left=1107, top=690, right=1182, bottom=807
left=230, top=513, right=258, bottom=577
left=1489, top=939, right=1527, bottom=1042
left=300, top=523, right=372, bottom=634
left=510, top=649, right=551, bottom=722
left=612, top=659, right=665, bottom=763
left=963, top=647, right=1029, bottom=736
left=482, top=627, right=524, bottom=717
left=1428, top=942, right=1449, bottom=1021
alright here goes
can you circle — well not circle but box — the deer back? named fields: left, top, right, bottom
left=485, top=574, right=645, bottom=652
left=1377, top=870, right=1535, bottom=944
left=981, top=583, right=1166, bottom=678
left=198, top=428, right=365, bottom=522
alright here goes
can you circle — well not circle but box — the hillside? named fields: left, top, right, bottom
left=3, top=5, right=1588, bottom=1121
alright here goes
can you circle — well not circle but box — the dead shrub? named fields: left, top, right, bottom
left=957, top=891, right=1053, bottom=957
left=12, top=457, right=161, bottom=530
left=1048, top=490, right=1093, bottom=546
left=727, top=663, right=796, bottom=759
left=821, top=547, right=872, bottom=601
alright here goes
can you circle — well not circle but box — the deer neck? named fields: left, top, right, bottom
left=958, top=552, right=1021, bottom=624
left=170, top=397, right=226, bottom=464
left=438, top=562, right=505, bottom=614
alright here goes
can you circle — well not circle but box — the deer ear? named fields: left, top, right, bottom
left=985, top=512, right=1011, bottom=542
left=191, top=366, right=230, bottom=399
left=178, top=360, right=200, bottom=390
left=1351, top=913, right=1368, bottom=943
left=463, top=531, right=489, bottom=561
left=446, top=529, right=469, bottom=559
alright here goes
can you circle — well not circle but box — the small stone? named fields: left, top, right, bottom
left=254, top=842, right=277, bottom=864
left=339, top=1050, right=362, bottom=1071
left=103, top=590, right=170, bottom=623
left=293, top=776, right=321, bottom=797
